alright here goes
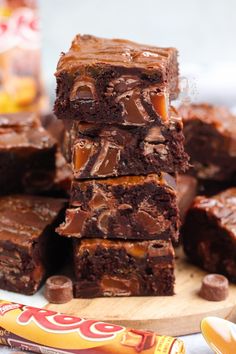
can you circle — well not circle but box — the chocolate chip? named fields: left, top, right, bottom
left=44, top=275, right=73, bottom=304
left=199, top=274, right=229, bottom=301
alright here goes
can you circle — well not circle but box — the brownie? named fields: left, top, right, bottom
left=0, top=112, right=57, bottom=195
left=57, top=173, right=179, bottom=242
left=54, top=34, right=179, bottom=125
left=73, top=238, right=175, bottom=297
left=179, top=103, right=236, bottom=182
left=44, top=152, right=72, bottom=197
left=64, top=108, right=188, bottom=178
left=182, top=188, right=236, bottom=282
left=41, top=112, right=65, bottom=148
left=177, top=174, right=198, bottom=222
left=0, top=195, right=67, bottom=295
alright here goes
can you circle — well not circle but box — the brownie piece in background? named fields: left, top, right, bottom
left=55, top=34, right=179, bottom=124
left=177, top=174, right=198, bottom=222
left=41, top=112, right=65, bottom=149
left=182, top=188, right=236, bottom=282
left=73, top=238, right=175, bottom=297
left=179, top=103, right=236, bottom=182
left=0, top=195, right=68, bottom=295
left=64, top=108, right=188, bottom=178
left=57, top=173, right=179, bottom=242
left=0, top=113, right=57, bottom=195
left=45, top=152, right=72, bottom=197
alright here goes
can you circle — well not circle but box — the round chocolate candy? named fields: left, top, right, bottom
left=199, top=274, right=229, bottom=301
left=44, top=275, right=73, bottom=304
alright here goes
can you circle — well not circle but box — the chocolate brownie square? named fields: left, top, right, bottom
left=57, top=173, right=179, bottom=242
left=179, top=103, right=236, bottom=182
left=0, top=112, right=57, bottom=194
left=0, top=195, right=67, bottom=295
left=73, top=238, right=175, bottom=297
left=55, top=34, right=179, bottom=125
left=64, top=108, right=188, bottom=178
left=182, top=188, right=236, bottom=282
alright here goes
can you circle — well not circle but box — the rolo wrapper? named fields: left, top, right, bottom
left=0, top=300, right=185, bottom=353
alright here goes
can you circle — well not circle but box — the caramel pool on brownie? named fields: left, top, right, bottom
left=54, top=34, right=179, bottom=125
left=73, top=238, right=175, bottom=297
left=57, top=173, right=179, bottom=242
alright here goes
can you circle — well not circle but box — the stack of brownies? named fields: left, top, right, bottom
left=55, top=35, right=189, bottom=297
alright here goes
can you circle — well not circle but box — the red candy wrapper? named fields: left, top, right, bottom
left=0, top=0, right=48, bottom=113
left=0, top=300, right=185, bottom=353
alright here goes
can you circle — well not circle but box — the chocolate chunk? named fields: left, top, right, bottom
left=70, top=77, right=96, bottom=101
left=118, top=90, right=150, bottom=125
left=44, top=275, right=73, bottom=304
left=199, top=274, right=229, bottom=301
left=121, top=329, right=156, bottom=352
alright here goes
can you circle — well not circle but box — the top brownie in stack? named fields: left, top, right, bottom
left=54, top=34, right=179, bottom=125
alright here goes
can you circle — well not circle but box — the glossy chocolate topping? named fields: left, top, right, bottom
left=57, top=34, right=178, bottom=74
left=193, top=188, right=236, bottom=238
left=0, top=113, right=56, bottom=150
left=0, top=195, right=66, bottom=248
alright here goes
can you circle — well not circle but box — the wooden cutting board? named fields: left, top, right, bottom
left=46, top=248, right=236, bottom=336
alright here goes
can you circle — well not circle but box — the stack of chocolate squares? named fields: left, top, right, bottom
left=55, top=35, right=189, bottom=297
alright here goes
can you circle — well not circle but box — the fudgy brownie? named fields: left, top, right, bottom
left=57, top=173, right=179, bottom=241
left=54, top=34, right=179, bottom=125
left=179, top=103, right=236, bottom=181
left=177, top=174, right=198, bottom=222
left=0, top=112, right=57, bottom=195
left=73, top=238, right=175, bottom=297
left=0, top=195, right=67, bottom=295
left=64, top=108, right=188, bottom=178
left=182, top=188, right=236, bottom=282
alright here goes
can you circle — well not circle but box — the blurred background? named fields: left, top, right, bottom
left=39, top=0, right=236, bottom=108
